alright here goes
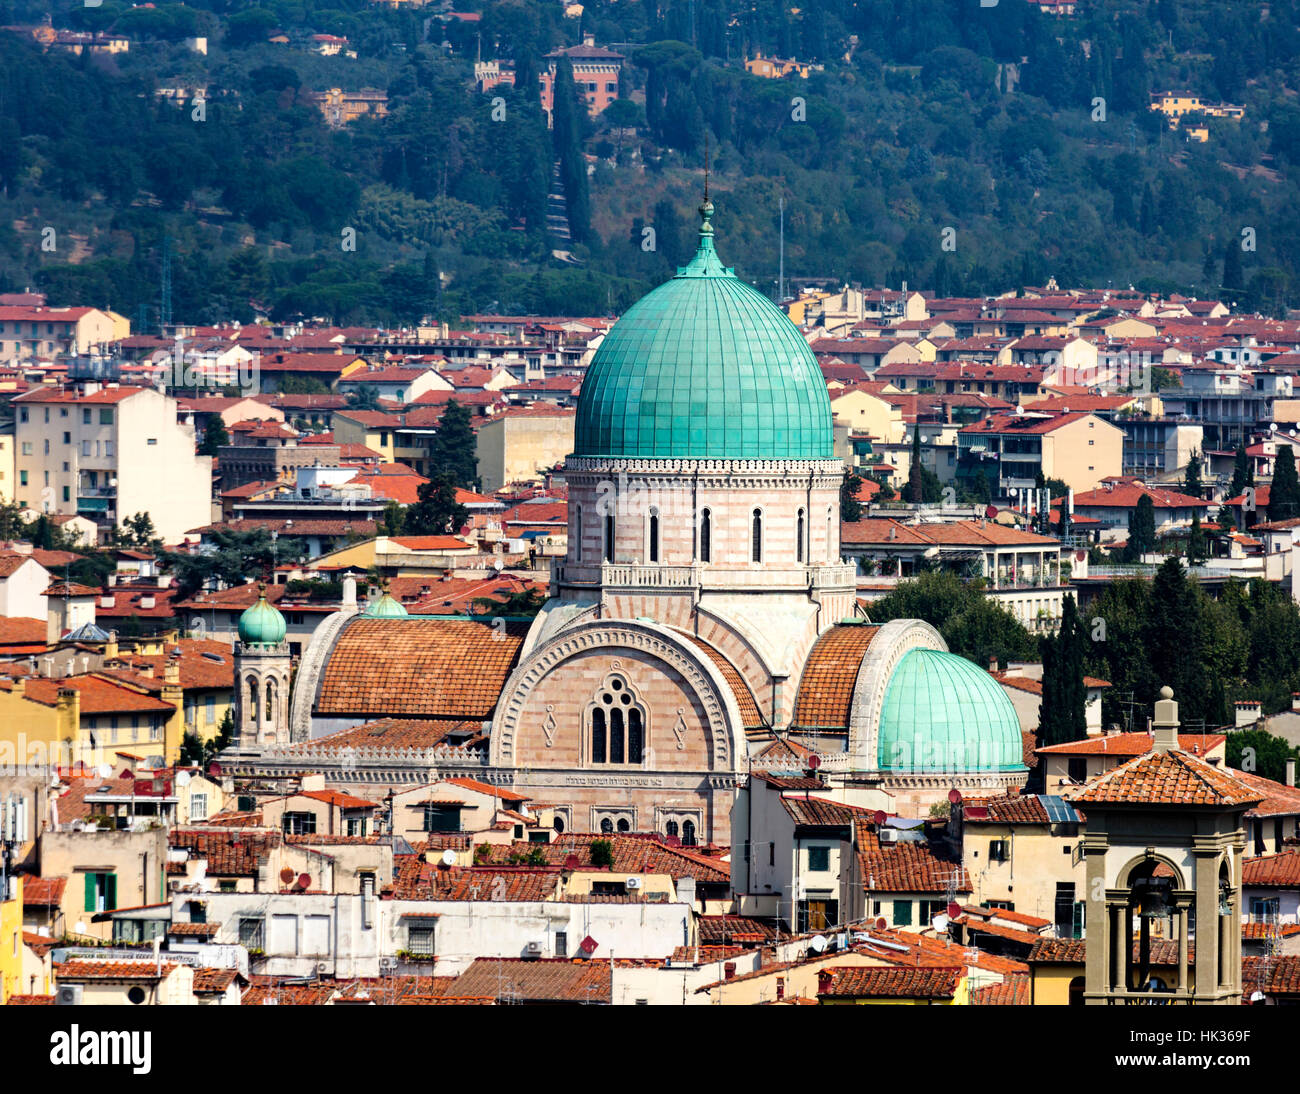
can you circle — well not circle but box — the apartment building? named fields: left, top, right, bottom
left=11, top=384, right=213, bottom=543
left=0, top=306, right=121, bottom=359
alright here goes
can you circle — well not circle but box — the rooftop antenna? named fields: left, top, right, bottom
left=703, top=133, right=710, bottom=205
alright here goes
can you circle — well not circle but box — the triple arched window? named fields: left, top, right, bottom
left=589, top=674, right=645, bottom=765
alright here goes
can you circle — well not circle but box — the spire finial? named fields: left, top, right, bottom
left=698, top=136, right=714, bottom=239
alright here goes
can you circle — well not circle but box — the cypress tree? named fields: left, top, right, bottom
left=1272, top=446, right=1300, bottom=521
left=909, top=428, right=923, bottom=504
left=429, top=400, right=478, bottom=489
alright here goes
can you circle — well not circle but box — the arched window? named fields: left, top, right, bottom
left=588, top=674, right=646, bottom=765
left=600, top=817, right=614, bottom=834
left=699, top=508, right=711, bottom=563
left=603, top=512, right=615, bottom=562
left=681, top=819, right=697, bottom=846
left=751, top=509, right=763, bottom=563
left=796, top=508, right=805, bottom=562
left=246, top=675, right=259, bottom=724
left=665, top=820, right=679, bottom=839
left=609, top=707, right=625, bottom=764
left=627, top=709, right=643, bottom=764
left=265, top=678, right=277, bottom=724
left=573, top=504, right=583, bottom=561
left=648, top=508, right=659, bottom=563
left=616, top=818, right=630, bottom=833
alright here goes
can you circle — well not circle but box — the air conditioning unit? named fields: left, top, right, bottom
left=624, top=876, right=642, bottom=890
left=315, top=962, right=328, bottom=975
left=523, top=941, right=542, bottom=957
left=878, top=829, right=900, bottom=845
left=56, top=984, right=83, bottom=1006
left=378, top=957, right=397, bottom=970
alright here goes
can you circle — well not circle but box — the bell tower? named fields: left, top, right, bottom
left=1079, top=686, right=1262, bottom=1004
left=231, top=584, right=291, bottom=753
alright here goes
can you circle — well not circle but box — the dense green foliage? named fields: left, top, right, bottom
left=1039, top=594, right=1086, bottom=746
left=6, top=0, right=1300, bottom=323
left=865, top=571, right=1037, bottom=668
left=1225, top=728, right=1300, bottom=784
left=1083, top=561, right=1300, bottom=730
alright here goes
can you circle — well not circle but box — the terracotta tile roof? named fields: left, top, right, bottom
left=961, top=904, right=1052, bottom=930
left=470, top=833, right=729, bottom=883
left=698, top=916, right=787, bottom=944
left=191, top=519, right=378, bottom=538
left=282, top=718, right=484, bottom=756
left=1036, top=732, right=1225, bottom=757
left=387, top=860, right=561, bottom=901
left=55, top=960, right=174, bottom=981
left=792, top=624, right=881, bottom=731
left=21, top=876, right=66, bottom=905
left=972, top=971, right=1029, bottom=1008
left=753, top=737, right=818, bottom=767
left=20, top=674, right=176, bottom=714
left=1242, top=922, right=1300, bottom=940
left=781, top=795, right=870, bottom=827
left=295, top=788, right=376, bottom=811
left=22, top=932, right=58, bottom=956
left=672, top=630, right=764, bottom=729
left=1231, top=769, right=1300, bottom=818
left=0, top=616, right=47, bottom=646
left=441, top=777, right=529, bottom=802
left=107, top=639, right=235, bottom=690
left=167, top=922, right=221, bottom=937
left=192, top=968, right=241, bottom=993
left=957, top=918, right=1045, bottom=946
left=170, top=828, right=282, bottom=876
left=818, top=964, right=963, bottom=999
left=1243, top=955, right=1300, bottom=995
left=856, top=820, right=971, bottom=894
left=6, top=994, right=55, bottom=1004
left=450, top=958, right=611, bottom=1003
left=1072, top=482, right=1212, bottom=511
left=1076, top=749, right=1264, bottom=807
left=1027, top=938, right=1085, bottom=963
left=1242, top=849, right=1300, bottom=887
left=316, top=618, right=526, bottom=719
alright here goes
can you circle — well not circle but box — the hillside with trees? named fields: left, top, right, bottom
left=4, top=0, right=1300, bottom=323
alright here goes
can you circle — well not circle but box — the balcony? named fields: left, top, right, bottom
left=551, top=561, right=858, bottom=594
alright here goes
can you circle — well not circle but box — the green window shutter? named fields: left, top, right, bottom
left=84, top=873, right=96, bottom=912
left=894, top=899, right=913, bottom=927
left=105, top=873, right=117, bottom=911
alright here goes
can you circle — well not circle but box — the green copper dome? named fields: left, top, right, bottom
left=362, top=590, right=408, bottom=618
left=877, top=649, right=1024, bottom=773
left=573, top=201, right=833, bottom=461
left=237, top=586, right=286, bottom=646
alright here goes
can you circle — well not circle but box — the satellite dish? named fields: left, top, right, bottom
left=875, top=917, right=888, bottom=931
left=985, top=504, right=998, bottom=520
left=440, top=848, right=457, bottom=867
left=947, top=788, right=962, bottom=805
left=809, top=934, right=828, bottom=954
left=280, top=867, right=295, bottom=885
left=931, top=914, right=950, bottom=933
left=806, top=754, right=821, bottom=770
left=75, top=920, right=86, bottom=934
left=297, top=873, right=311, bottom=890
left=97, top=763, right=112, bottom=779
left=873, top=810, right=887, bottom=827
left=947, top=901, right=962, bottom=919
left=176, top=771, right=191, bottom=787
left=493, top=558, right=504, bottom=571
left=1250, top=990, right=1266, bottom=1002
left=208, top=762, right=222, bottom=777
left=563, top=854, right=580, bottom=871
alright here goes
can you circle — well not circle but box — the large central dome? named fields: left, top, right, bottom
left=573, top=201, right=833, bottom=461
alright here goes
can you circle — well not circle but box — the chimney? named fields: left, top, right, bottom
left=1291, top=692, right=1300, bottom=713
left=1151, top=686, right=1180, bottom=753
left=775, top=976, right=785, bottom=1001
left=1287, top=758, right=1296, bottom=789
left=341, top=574, right=357, bottom=610
left=988, top=655, right=998, bottom=674
left=723, top=961, right=736, bottom=981
left=1234, top=700, right=1261, bottom=729
left=583, top=32, right=595, bottom=46
left=817, top=969, right=834, bottom=996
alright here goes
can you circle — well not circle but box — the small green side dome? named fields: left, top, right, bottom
left=877, top=649, right=1024, bottom=773
left=572, top=201, right=833, bottom=461
left=238, top=586, right=286, bottom=645
left=363, top=591, right=408, bottom=618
